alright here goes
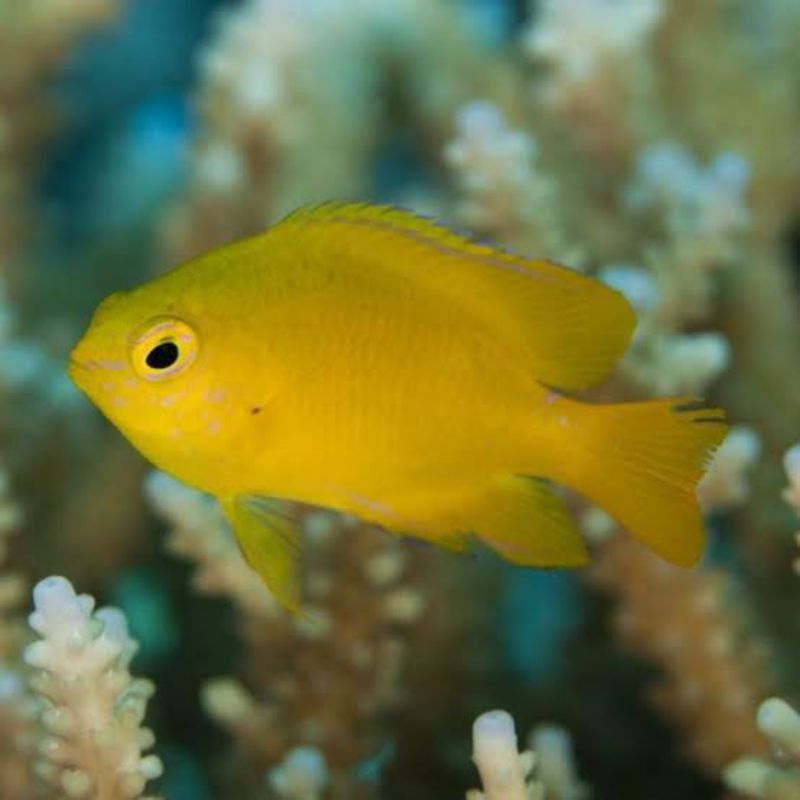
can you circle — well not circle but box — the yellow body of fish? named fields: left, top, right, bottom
left=70, top=203, right=726, bottom=609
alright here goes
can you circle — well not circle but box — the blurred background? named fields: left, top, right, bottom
left=0, top=0, right=798, bottom=798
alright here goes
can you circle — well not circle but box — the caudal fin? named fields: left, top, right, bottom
left=550, top=398, right=727, bottom=566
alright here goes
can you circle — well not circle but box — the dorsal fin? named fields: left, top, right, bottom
left=271, top=202, right=636, bottom=392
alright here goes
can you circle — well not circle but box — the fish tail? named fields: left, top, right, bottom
left=543, top=397, right=727, bottom=565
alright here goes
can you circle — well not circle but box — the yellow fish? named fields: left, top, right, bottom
left=69, top=203, right=726, bottom=609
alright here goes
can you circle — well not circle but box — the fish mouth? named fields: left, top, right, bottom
left=67, top=355, right=94, bottom=389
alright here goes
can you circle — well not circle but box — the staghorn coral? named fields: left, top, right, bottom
left=443, top=101, right=576, bottom=262
left=524, top=0, right=663, bottom=104
left=267, top=746, right=329, bottom=800
left=526, top=726, right=589, bottom=800
left=699, top=426, right=762, bottom=512
left=668, top=1, right=800, bottom=456
left=620, top=328, right=731, bottom=398
left=151, top=5, right=518, bottom=795
left=591, top=537, right=773, bottom=773
left=468, top=710, right=543, bottom=800
left=783, top=445, right=800, bottom=576
left=605, top=142, right=747, bottom=399
left=0, top=0, right=126, bottom=606
left=146, top=471, right=430, bottom=799
left=440, top=10, right=797, bottom=791
left=724, top=697, right=800, bottom=800
left=163, top=0, right=512, bottom=266
left=161, top=0, right=377, bottom=263
left=24, top=576, right=162, bottom=799
left=625, top=142, right=751, bottom=327
left=0, top=466, right=36, bottom=799
left=467, top=710, right=587, bottom=800
left=0, top=0, right=119, bottom=270
left=784, top=446, right=800, bottom=515
left=522, top=0, right=664, bottom=167
left=0, top=467, right=26, bottom=669
left=144, top=471, right=277, bottom=619
left=652, top=439, right=800, bottom=789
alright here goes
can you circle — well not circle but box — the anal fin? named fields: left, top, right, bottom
left=221, top=495, right=302, bottom=611
left=467, top=475, right=588, bottom=567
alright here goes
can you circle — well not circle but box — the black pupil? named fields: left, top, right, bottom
left=146, top=341, right=180, bottom=370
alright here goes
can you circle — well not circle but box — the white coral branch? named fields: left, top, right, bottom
left=444, top=101, right=575, bottom=261
left=699, top=426, right=761, bottom=511
left=528, top=725, right=590, bottom=800
left=781, top=444, right=800, bottom=576
left=524, top=0, right=663, bottom=97
left=24, top=576, right=162, bottom=799
left=723, top=698, right=800, bottom=799
left=468, top=710, right=543, bottom=800
left=267, top=746, right=329, bottom=800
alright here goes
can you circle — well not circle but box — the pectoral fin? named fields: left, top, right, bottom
left=221, top=495, right=302, bottom=611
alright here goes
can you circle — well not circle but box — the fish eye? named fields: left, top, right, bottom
left=146, top=340, right=180, bottom=370
left=131, top=318, right=198, bottom=381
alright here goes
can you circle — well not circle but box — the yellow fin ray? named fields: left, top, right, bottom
left=549, top=398, right=727, bottom=566
left=465, top=475, right=588, bottom=566
left=273, top=202, right=636, bottom=391
left=221, top=495, right=302, bottom=611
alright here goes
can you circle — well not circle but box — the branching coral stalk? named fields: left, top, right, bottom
left=467, top=710, right=587, bottom=800
left=144, top=471, right=277, bottom=619
left=146, top=472, right=429, bottom=798
left=782, top=445, right=800, bottom=576
left=441, top=53, right=770, bottom=782
left=524, top=0, right=663, bottom=103
left=0, top=0, right=117, bottom=599
left=601, top=259, right=730, bottom=397
left=0, top=466, right=35, bottom=798
left=163, top=0, right=378, bottom=264
left=0, top=0, right=118, bottom=262
left=443, top=101, right=576, bottom=261
left=784, top=446, right=800, bottom=514
left=591, top=538, right=772, bottom=772
left=468, top=710, right=542, bottom=800
left=527, top=726, right=589, bottom=800
left=522, top=0, right=664, bottom=166
left=164, top=0, right=514, bottom=266
left=0, top=468, right=25, bottom=668
left=626, top=142, right=751, bottom=327
left=267, top=746, right=329, bottom=800
left=618, top=326, right=730, bottom=398
left=0, top=272, right=89, bottom=460
left=723, top=697, right=800, bottom=799
left=24, top=576, right=162, bottom=799
left=202, top=513, right=429, bottom=798
left=698, top=426, right=762, bottom=512
left=602, top=142, right=749, bottom=398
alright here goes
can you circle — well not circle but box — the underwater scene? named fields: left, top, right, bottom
left=1, top=0, right=799, bottom=798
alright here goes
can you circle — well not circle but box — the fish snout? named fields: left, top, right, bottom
left=69, top=334, right=93, bottom=368
left=68, top=337, right=126, bottom=389
left=67, top=350, right=94, bottom=390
